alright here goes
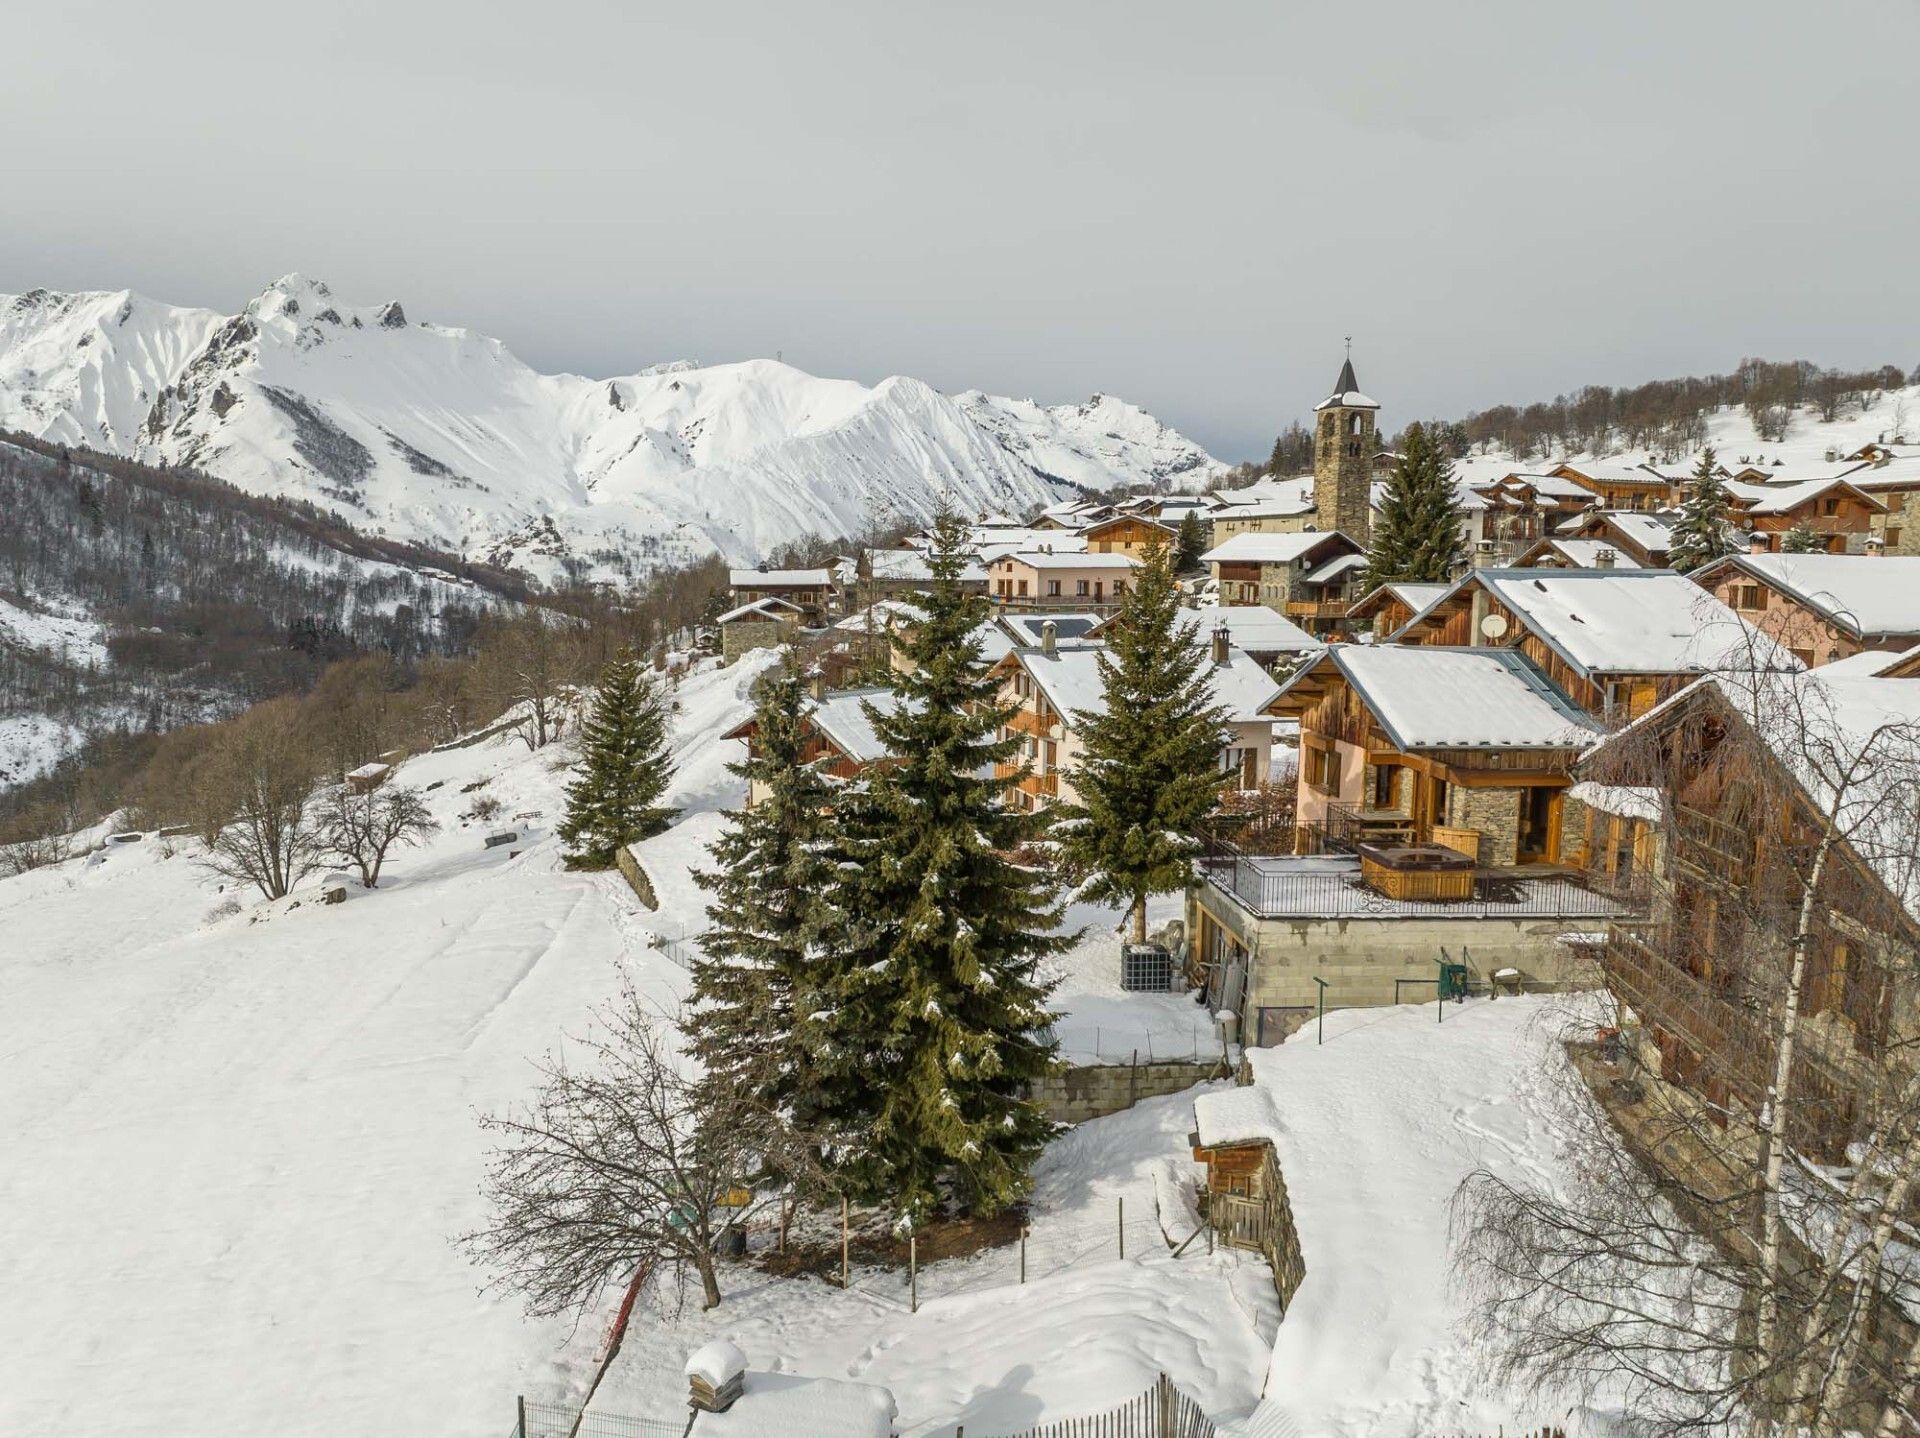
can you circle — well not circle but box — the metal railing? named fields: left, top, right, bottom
left=514, top=1397, right=684, bottom=1438
left=1194, top=848, right=1646, bottom=921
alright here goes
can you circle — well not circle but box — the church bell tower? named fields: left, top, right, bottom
left=1313, top=351, right=1379, bottom=542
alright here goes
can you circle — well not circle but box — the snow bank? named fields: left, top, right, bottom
left=689, top=1370, right=896, bottom=1438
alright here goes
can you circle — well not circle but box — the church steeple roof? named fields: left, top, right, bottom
left=1314, top=354, right=1379, bottom=412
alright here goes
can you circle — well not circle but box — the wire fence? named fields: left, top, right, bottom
left=824, top=1187, right=1206, bottom=1313
left=1048, top=1021, right=1224, bottom=1066
left=514, top=1397, right=683, bottom=1438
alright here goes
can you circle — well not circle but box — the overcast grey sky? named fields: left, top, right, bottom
left=5, top=0, right=1916, bottom=460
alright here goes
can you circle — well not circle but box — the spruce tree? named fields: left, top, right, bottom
left=1781, top=523, right=1823, bottom=554
left=557, top=654, right=677, bottom=869
left=1668, top=447, right=1738, bottom=572
left=806, top=510, right=1065, bottom=1225
left=1174, top=510, right=1208, bottom=572
left=1059, top=538, right=1230, bottom=943
left=1366, top=421, right=1466, bottom=584
left=684, top=659, right=832, bottom=1120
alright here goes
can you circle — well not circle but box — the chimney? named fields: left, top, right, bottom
left=1748, top=531, right=1770, bottom=555
left=1041, top=620, right=1057, bottom=656
left=807, top=667, right=826, bottom=700
left=1867, top=535, right=1886, bottom=556
left=1594, top=547, right=1616, bottom=569
left=1472, top=539, right=1498, bottom=569
left=1211, top=625, right=1230, bottom=667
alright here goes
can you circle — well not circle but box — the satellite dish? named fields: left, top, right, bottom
left=1480, top=613, right=1510, bottom=639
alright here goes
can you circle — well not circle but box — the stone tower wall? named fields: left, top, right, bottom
left=1314, top=405, right=1376, bottom=541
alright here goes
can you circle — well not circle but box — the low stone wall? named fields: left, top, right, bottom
left=615, top=846, right=659, bottom=910
left=1030, top=1058, right=1225, bottom=1124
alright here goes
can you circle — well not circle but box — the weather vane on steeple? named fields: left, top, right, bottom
left=1344, top=335, right=1352, bottom=359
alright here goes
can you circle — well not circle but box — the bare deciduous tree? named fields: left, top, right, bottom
left=1454, top=653, right=1920, bottom=1438
left=325, top=784, right=438, bottom=888
left=470, top=615, right=585, bottom=751
left=196, top=699, right=327, bottom=901
left=461, top=984, right=815, bottom=1313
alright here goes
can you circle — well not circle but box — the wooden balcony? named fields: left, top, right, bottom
left=1284, top=599, right=1351, bottom=619
left=993, top=762, right=1059, bottom=799
left=1006, top=707, right=1056, bottom=739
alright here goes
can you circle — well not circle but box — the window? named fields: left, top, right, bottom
left=1042, top=739, right=1057, bottom=770
left=1017, top=580, right=1029, bottom=597
left=1076, top=579, right=1090, bottom=597
left=1305, top=744, right=1338, bottom=794
left=1113, top=580, right=1127, bottom=596
left=1046, top=579, right=1061, bottom=597
left=1371, top=764, right=1397, bottom=810
left=1821, top=498, right=1840, bottom=516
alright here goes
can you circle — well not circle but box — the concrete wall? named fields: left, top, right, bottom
left=1029, top=1058, right=1225, bottom=1124
left=1192, top=885, right=1591, bottom=1045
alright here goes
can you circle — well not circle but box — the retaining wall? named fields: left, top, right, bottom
left=1030, top=1058, right=1225, bottom=1124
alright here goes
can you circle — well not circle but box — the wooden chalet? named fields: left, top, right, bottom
left=1723, top=476, right=1885, bottom=553
left=1387, top=567, right=1787, bottom=725
left=726, top=567, right=837, bottom=625
left=722, top=686, right=906, bottom=807
left=1270, top=643, right=1602, bottom=868
left=1345, top=580, right=1453, bottom=637
left=1079, top=513, right=1179, bottom=558
left=1551, top=509, right=1677, bottom=568
left=1581, top=670, right=1920, bottom=1158
left=1550, top=459, right=1676, bottom=510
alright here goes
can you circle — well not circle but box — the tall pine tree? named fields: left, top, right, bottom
left=1366, top=421, right=1466, bottom=584
left=1174, top=510, right=1208, bottom=572
left=1059, top=538, right=1230, bottom=942
left=557, top=654, right=677, bottom=869
left=1668, top=446, right=1738, bottom=572
left=684, top=657, right=832, bottom=1122
left=806, top=510, right=1065, bottom=1225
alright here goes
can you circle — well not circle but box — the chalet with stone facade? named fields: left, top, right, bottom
left=1200, top=531, right=1366, bottom=635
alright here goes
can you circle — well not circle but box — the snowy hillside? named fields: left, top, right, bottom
left=0, top=278, right=1229, bottom=583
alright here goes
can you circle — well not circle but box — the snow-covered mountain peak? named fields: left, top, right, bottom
left=0, top=277, right=1231, bottom=582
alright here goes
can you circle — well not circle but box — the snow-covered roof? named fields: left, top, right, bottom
left=1555, top=460, right=1667, bottom=486
left=1210, top=495, right=1316, bottom=520
left=1477, top=568, right=1792, bottom=677
left=1474, top=470, right=1597, bottom=502
left=715, top=597, right=804, bottom=625
left=1583, top=510, right=1678, bottom=554
left=1567, top=780, right=1662, bottom=822
left=1817, top=642, right=1920, bottom=678
left=1017, top=644, right=1280, bottom=726
left=1705, top=553, right=1920, bottom=638
left=804, top=687, right=906, bottom=763
left=867, top=549, right=988, bottom=584
left=1313, top=357, right=1379, bottom=412
left=729, top=568, right=832, bottom=589
left=1722, top=477, right=1884, bottom=516
left=1200, top=531, right=1357, bottom=566
left=688, top=1369, right=897, bottom=1438
left=345, top=762, right=390, bottom=781
left=832, top=598, right=924, bottom=633
left=999, top=612, right=1104, bottom=646
left=1286, top=644, right=1601, bottom=750
left=1527, top=538, right=1627, bottom=569
left=1170, top=606, right=1319, bottom=655
left=1193, top=1085, right=1283, bottom=1149
left=1299, top=552, right=1368, bottom=586
left=998, top=550, right=1139, bottom=571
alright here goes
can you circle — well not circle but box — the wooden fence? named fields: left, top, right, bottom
left=964, top=1374, right=1214, bottom=1438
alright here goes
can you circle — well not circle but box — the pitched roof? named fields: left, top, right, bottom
left=1300, top=552, right=1369, bottom=585
left=1314, top=357, right=1379, bottom=411
left=1200, top=531, right=1360, bottom=566
left=1014, top=642, right=1281, bottom=726
left=1701, top=553, right=1920, bottom=639
left=715, top=596, right=805, bottom=625
left=1816, top=642, right=1920, bottom=678
left=1722, top=477, right=1885, bottom=516
left=1170, top=605, right=1319, bottom=655
left=998, top=612, right=1105, bottom=646
left=1281, top=644, right=1601, bottom=750
left=729, top=568, right=832, bottom=589
left=805, top=687, right=907, bottom=763
left=1475, top=568, right=1793, bottom=677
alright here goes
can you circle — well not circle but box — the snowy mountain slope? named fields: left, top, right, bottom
left=0, top=276, right=1228, bottom=583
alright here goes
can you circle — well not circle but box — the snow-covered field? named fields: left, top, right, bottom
left=0, top=653, right=1252, bottom=1437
